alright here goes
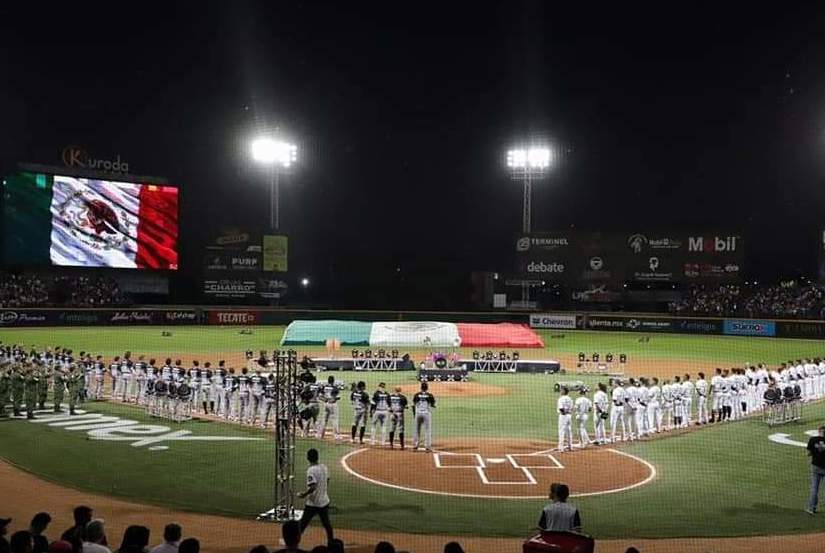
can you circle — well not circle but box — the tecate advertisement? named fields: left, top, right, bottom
left=723, top=319, right=776, bottom=337
left=529, top=313, right=577, bottom=329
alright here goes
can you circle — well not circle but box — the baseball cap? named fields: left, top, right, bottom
left=49, top=541, right=73, bottom=553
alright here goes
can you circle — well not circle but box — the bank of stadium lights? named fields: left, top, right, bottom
left=506, top=146, right=553, bottom=235
left=250, top=137, right=298, bottom=231
left=300, top=277, right=310, bottom=288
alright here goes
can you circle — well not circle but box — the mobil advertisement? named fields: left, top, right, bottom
left=723, top=319, right=776, bottom=337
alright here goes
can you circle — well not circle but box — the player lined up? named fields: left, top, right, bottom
left=556, top=360, right=825, bottom=451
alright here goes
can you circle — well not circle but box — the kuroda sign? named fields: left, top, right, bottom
left=16, top=409, right=264, bottom=451
left=62, top=145, right=130, bottom=174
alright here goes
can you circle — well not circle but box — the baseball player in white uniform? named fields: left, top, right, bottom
left=610, top=381, right=628, bottom=442
left=317, top=375, right=341, bottom=440
left=695, top=372, right=709, bottom=424
left=557, top=387, right=574, bottom=452
left=647, top=377, right=662, bottom=433
left=636, top=379, right=650, bottom=437
left=593, top=383, right=609, bottom=445
left=624, top=379, right=640, bottom=440
left=573, top=388, right=592, bottom=448
left=711, top=368, right=723, bottom=422
left=681, top=374, right=694, bottom=427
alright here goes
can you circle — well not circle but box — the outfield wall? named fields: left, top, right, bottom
left=1, top=307, right=824, bottom=340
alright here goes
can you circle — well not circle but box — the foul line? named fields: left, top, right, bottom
left=340, top=447, right=656, bottom=500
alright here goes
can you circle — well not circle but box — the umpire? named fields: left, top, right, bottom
left=806, top=425, right=825, bottom=515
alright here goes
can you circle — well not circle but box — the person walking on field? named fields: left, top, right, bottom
left=298, top=448, right=334, bottom=545
left=806, top=425, right=825, bottom=515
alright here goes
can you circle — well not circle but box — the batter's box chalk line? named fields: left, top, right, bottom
left=432, top=451, right=565, bottom=485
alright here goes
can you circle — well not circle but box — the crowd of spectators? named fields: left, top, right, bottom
left=670, top=281, right=825, bottom=319
left=0, top=273, right=130, bottom=308
left=0, top=508, right=472, bottom=553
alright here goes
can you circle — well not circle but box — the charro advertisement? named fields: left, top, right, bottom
left=203, top=279, right=257, bottom=299
left=207, top=310, right=260, bottom=325
left=723, top=319, right=776, bottom=337
left=529, top=313, right=577, bottom=329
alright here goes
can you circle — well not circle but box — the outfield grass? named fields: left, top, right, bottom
left=1, top=326, right=824, bottom=539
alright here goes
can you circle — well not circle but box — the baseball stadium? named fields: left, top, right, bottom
left=6, top=3, right=825, bottom=553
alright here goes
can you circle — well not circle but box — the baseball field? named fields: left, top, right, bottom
left=3, top=324, right=825, bottom=552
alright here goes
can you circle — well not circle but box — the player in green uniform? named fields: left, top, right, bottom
left=11, top=364, right=25, bottom=417
left=0, top=363, right=10, bottom=417
left=67, top=364, right=83, bottom=415
left=24, top=364, right=39, bottom=419
left=37, top=364, right=51, bottom=410
left=53, top=366, right=66, bottom=412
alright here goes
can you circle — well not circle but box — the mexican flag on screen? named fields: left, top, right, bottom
left=20, top=175, right=179, bottom=269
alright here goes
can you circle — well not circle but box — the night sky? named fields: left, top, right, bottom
left=3, top=2, right=825, bottom=306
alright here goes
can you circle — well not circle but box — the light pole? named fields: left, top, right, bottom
left=251, top=137, right=297, bottom=231
left=506, top=146, right=552, bottom=234
left=507, top=146, right=552, bottom=308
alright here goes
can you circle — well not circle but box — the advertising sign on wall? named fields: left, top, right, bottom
left=722, top=319, right=776, bottom=337
left=529, top=313, right=577, bottom=329
left=263, top=235, right=288, bottom=272
left=203, top=279, right=257, bottom=299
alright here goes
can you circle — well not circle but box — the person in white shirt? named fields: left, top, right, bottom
left=710, top=368, right=723, bottom=423
left=592, top=383, right=609, bottom=445
left=695, top=372, right=709, bottom=425
left=661, top=380, right=674, bottom=430
left=81, top=519, right=111, bottom=553
left=635, top=379, right=650, bottom=437
left=624, top=379, right=639, bottom=440
left=573, top=388, right=592, bottom=448
left=149, top=523, right=181, bottom=553
left=681, top=374, right=694, bottom=427
left=556, top=387, right=574, bottom=452
left=672, top=376, right=684, bottom=428
left=298, top=448, right=334, bottom=544
left=647, top=378, right=662, bottom=433
left=756, top=364, right=770, bottom=411
left=610, top=381, right=628, bottom=443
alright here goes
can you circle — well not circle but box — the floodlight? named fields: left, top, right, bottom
left=251, top=138, right=297, bottom=168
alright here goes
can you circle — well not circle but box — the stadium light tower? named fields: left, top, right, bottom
left=251, top=137, right=297, bottom=231
left=506, top=146, right=553, bottom=234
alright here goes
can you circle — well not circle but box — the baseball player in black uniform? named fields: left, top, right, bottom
left=412, top=381, right=436, bottom=452
left=388, top=386, right=408, bottom=449
left=350, top=381, right=370, bottom=444
left=371, top=382, right=391, bottom=446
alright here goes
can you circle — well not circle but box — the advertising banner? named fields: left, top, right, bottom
left=230, top=253, right=261, bottom=271
left=207, top=310, right=260, bottom=325
left=203, top=279, right=257, bottom=299
left=776, top=320, right=825, bottom=339
left=529, top=313, right=577, bottom=329
left=263, top=235, right=288, bottom=272
left=673, top=318, right=722, bottom=335
left=586, top=315, right=673, bottom=332
left=0, top=310, right=54, bottom=327
left=722, top=319, right=776, bottom=337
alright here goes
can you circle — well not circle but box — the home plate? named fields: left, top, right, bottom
left=486, top=458, right=507, bottom=464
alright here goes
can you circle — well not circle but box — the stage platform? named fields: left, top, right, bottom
left=312, top=357, right=561, bottom=374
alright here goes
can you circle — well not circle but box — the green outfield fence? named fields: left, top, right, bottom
left=1, top=306, right=825, bottom=340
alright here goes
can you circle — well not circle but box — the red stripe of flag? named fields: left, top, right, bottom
left=135, top=185, right=179, bottom=269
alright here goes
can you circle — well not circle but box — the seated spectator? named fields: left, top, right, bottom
left=444, top=543, right=464, bottom=553
left=309, top=548, right=328, bottom=553
left=327, top=540, right=344, bottom=553
left=1, top=518, right=11, bottom=553
left=538, top=483, right=582, bottom=532
left=274, top=521, right=305, bottom=553
left=149, top=524, right=180, bottom=553
left=248, top=547, right=269, bottom=553
left=60, top=507, right=93, bottom=553
left=177, top=540, right=197, bottom=553
left=626, top=548, right=640, bottom=553
left=29, top=513, right=51, bottom=553
left=48, top=542, right=73, bottom=553
left=374, top=543, right=395, bottom=553
left=115, top=526, right=150, bottom=553
left=81, top=520, right=109, bottom=553
left=10, top=532, right=32, bottom=553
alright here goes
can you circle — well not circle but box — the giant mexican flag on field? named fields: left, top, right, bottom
left=281, top=320, right=545, bottom=348
left=5, top=173, right=179, bottom=269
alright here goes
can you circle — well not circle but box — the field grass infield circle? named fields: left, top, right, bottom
left=341, top=437, right=656, bottom=499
